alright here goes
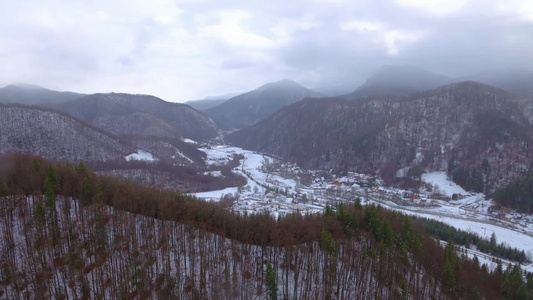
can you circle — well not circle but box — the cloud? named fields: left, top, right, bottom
left=340, top=20, right=425, bottom=55
left=396, top=0, right=469, bottom=16
left=341, top=20, right=382, bottom=32
left=1, top=0, right=533, bottom=100
left=382, top=29, right=425, bottom=56
left=495, top=0, right=533, bottom=21
left=197, top=10, right=276, bottom=49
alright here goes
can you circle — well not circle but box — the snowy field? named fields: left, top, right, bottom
left=198, top=145, right=238, bottom=166
left=192, top=187, right=239, bottom=201
left=193, top=146, right=296, bottom=200
left=422, top=172, right=467, bottom=196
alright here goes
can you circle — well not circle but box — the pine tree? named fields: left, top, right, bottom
left=0, top=178, right=7, bottom=197
left=472, top=255, right=480, bottom=270
left=400, top=277, right=409, bottom=300
left=443, top=260, right=456, bottom=291
left=490, top=232, right=497, bottom=251
left=443, top=241, right=460, bottom=291
left=495, top=259, right=503, bottom=276
left=265, top=262, right=277, bottom=300
left=44, top=170, right=58, bottom=230
left=354, top=197, right=362, bottom=209
left=515, top=284, right=529, bottom=300
left=33, top=201, right=46, bottom=238
left=75, top=161, right=88, bottom=174
left=320, top=228, right=337, bottom=299
left=320, top=228, right=337, bottom=258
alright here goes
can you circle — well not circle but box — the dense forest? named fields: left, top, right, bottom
left=414, top=217, right=528, bottom=263
left=494, top=172, right=533, bottom=213
left=0, top=153, right=532, bottom=299
left=447, top=157, right=485, bottom=194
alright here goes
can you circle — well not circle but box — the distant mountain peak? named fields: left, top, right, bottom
left=256, top=79, right=305, bottom=92
left=0, top=84, right=84, bottom=106
left=343, top=65, right=451, bottom=100
left=206, top=79, right=322, bottom=130
left=8, top=83, right=47, bottom=90
left=274, top=78, right=301, bottom=85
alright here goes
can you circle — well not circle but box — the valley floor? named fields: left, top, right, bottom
left=190, top=144, right=533, bottom=272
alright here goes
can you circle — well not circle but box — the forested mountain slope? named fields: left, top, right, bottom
left=0, top=104, right=240, bottom=194
left=54, top=93, right=219, bottom=141
left=0, top=105, right=133, bottom=162
left=228, top=81, right=533, bottom=193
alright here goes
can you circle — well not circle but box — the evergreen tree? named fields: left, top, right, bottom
left=495, top=259, right=503, bottom=276
left=472, top=255, right=480, bottom=270
left=44, top=167, right=59, bottom=233
left=320, top=228, right=337, bottom=258
left=490, top=232, right=497, bottom=250
left=75, top=161, right=88, bottom=174
left=265, top=262, right=278, bottom=300
left=354, top=197, right=362, bottom=209
left=443, top=241, right=460, bottom=291
left=320, top=228, right=337, bottom=299
left=515, top=284, right=529, bottom=300
left=33, top=201, right=46, bottom=238
left=0, top=178, right=6, bottom=196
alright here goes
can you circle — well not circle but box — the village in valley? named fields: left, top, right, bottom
left=192, top=145, right=533, bottom=235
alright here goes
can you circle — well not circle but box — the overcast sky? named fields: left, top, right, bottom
left=1, top=0, right=533, bottom=102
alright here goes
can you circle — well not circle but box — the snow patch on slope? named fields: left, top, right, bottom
left=174, top=150, right=193, bottom=163
left=182, top=138, right=198, bottom=144
left=125, top=150, right=157, bottom=162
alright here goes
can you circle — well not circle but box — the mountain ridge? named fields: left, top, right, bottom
left=54, top=92, right=219, bottom=141
left=0, top=84, right=84, bottom=106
